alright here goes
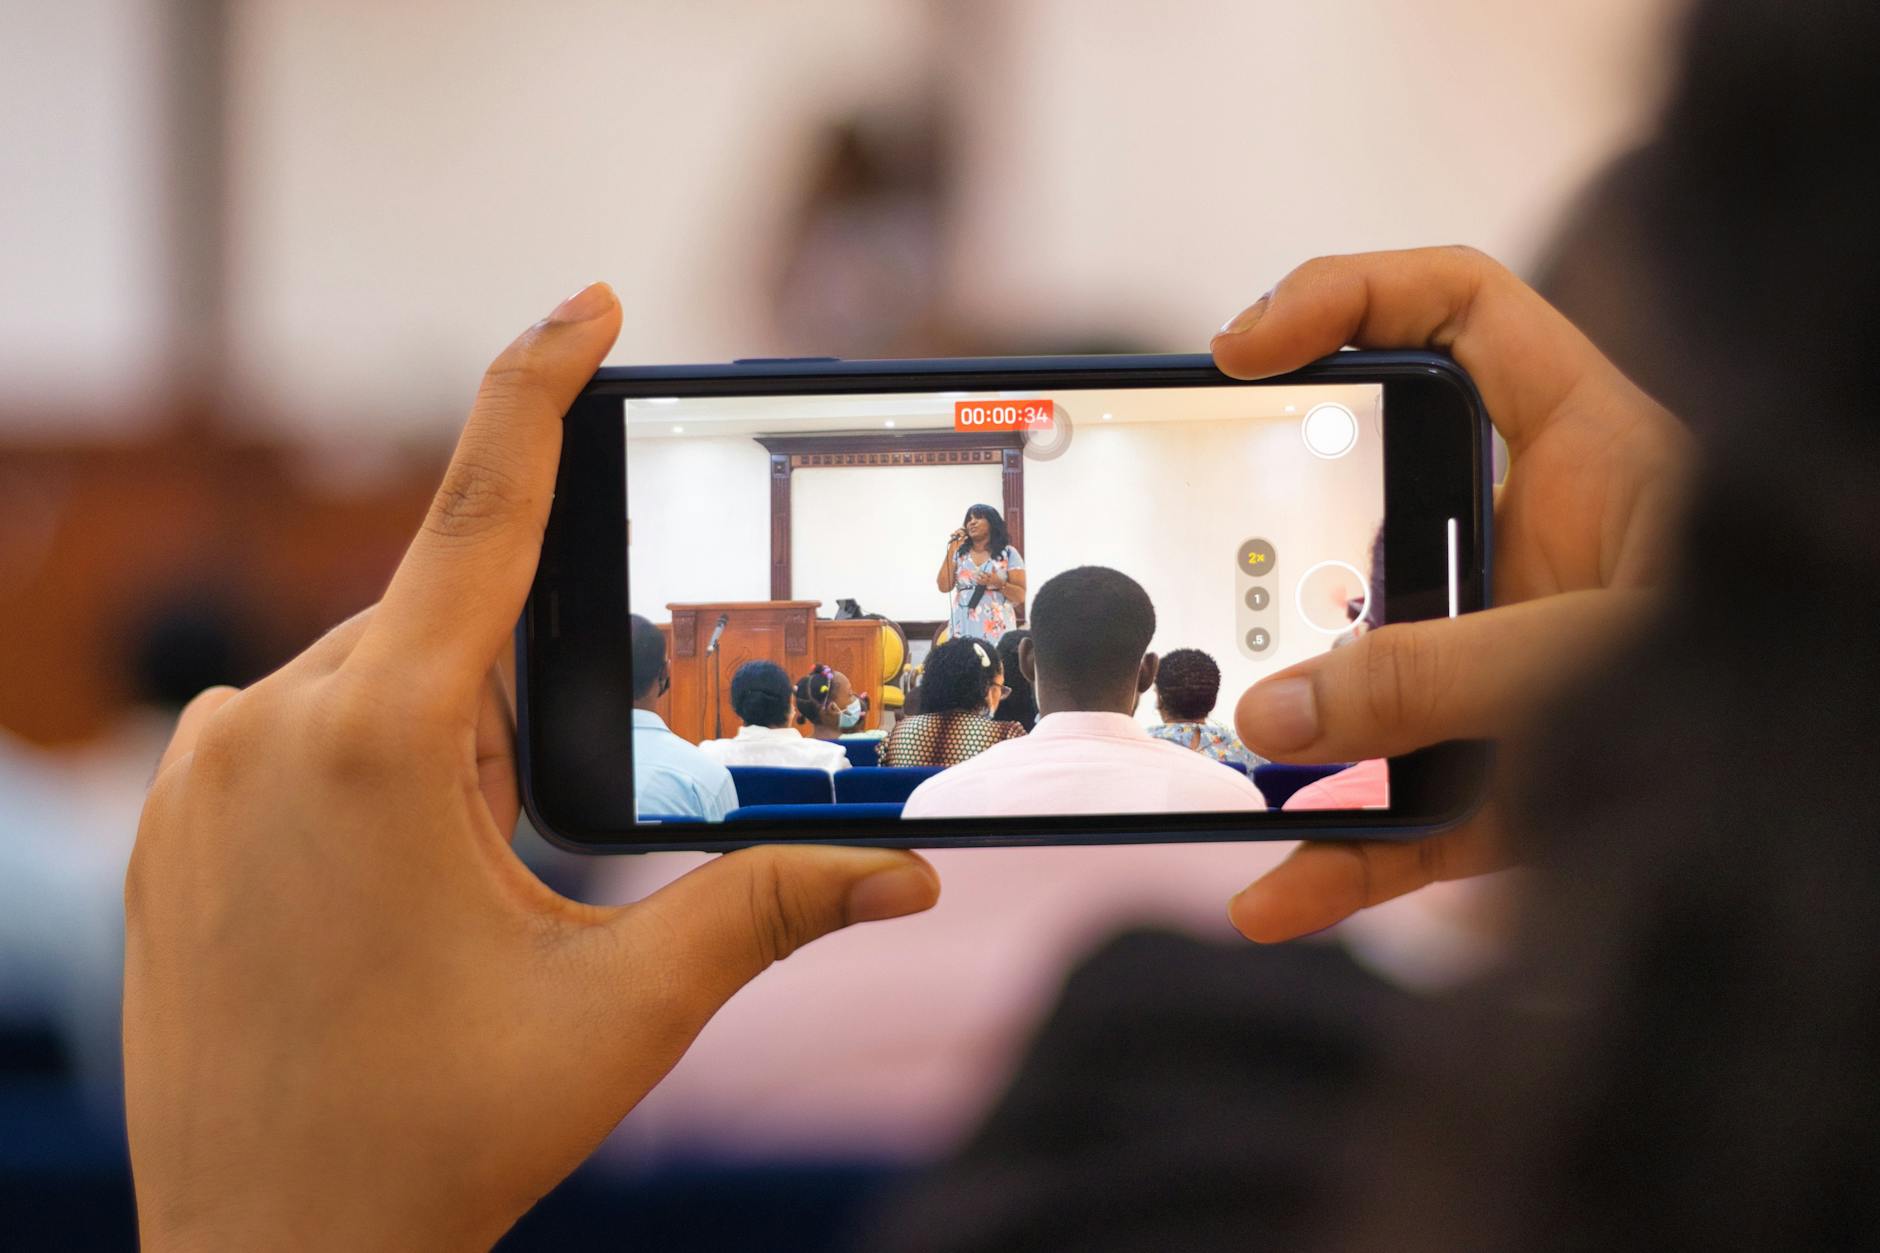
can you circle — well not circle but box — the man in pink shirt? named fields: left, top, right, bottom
left=903, top=566, right=1267, bottom=818
left=1282, top=757, right=1390, bottom=810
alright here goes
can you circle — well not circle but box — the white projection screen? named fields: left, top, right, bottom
left=790, top=464, right=1005, bottom=623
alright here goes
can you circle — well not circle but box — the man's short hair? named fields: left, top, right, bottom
left=1154, top=648, right=1222, bottom=720
left=1028, top=566, right=1156, bottom=700
left=730, top=660, right=793, bottom=728
left=629, top=614, right=668, bottom=700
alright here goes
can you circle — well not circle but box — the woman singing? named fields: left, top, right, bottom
left=936, top=503, right=1026, bottom=644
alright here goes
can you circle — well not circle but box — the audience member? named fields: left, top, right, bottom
left=879, top=638, right=1024, bottom=767
left=994, top=629, right=1038, bottom=732
left=794, top=664, right=875, bottom=744
left=1282, top=758, right=1388, bottom=811
left=903, top=568, right=1265, bottom=817
left=628, top=614, right=738, bottom=820
left=1148, top=648, right=1265, bottom=769
left=700, top=660, right=848, bottom=773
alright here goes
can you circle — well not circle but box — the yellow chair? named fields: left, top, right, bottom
left=878, top=617, right=911, bottom=711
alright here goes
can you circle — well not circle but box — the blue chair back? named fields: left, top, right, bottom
left=840, top=738, right=883, bottom=769
left=1220, top=759, right=1249, bottom=776
left=727, top=766, right=834, bottom=807
left=728, top=803, right=904, bottom=823
left=835, top=766, right=943, bottom=805
left=1252, top=762, right=1352, bottom=810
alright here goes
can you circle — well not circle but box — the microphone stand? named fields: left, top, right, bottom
left=706, top=613, right=729, bottom=739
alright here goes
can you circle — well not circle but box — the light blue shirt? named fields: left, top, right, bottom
left=634, top=708, right=739, bottom=822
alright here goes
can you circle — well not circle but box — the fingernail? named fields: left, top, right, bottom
left=547, top=281, right=614, bottom=324
left=846, top=863, right=939, bottom=924
left=1242, top=676, right=1317, bottom=751
left=1215, top=291, right=1271, bottom=337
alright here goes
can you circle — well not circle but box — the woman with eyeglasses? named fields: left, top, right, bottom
left=878, top=638, right=1025, bottom=767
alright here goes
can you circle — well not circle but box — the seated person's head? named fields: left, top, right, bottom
left=995, top=629, right=1036, bottom=721
left=730, top=660, right=793, bottom=729
left=1019, top=566, right=1157, bottom=716
left=1153, top=648, right=1221, bottom=723
left=794, top=664, right=857, bottom=730
left=629, top=614, right=670, bottom=708
left=920, top=638, right=1006, bottom=717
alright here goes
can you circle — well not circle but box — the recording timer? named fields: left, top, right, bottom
left=953, top=399, right=1055, bottom=431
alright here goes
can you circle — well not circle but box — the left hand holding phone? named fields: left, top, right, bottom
left=122, top=282, right=941, bottom=1251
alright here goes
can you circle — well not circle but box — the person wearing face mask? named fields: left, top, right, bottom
left=877, top=638, right=1025, bottom=768
left=699, top=660, right=849, bottom=774
left=793, top=664, right=873, bottom=743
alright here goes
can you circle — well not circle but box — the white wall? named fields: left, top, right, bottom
left=793, top=464, right=1003, bottom=622
left=0, top=0, right=167, bottom=427
left=1026, top=408, right=1383, bottom=724
left=206, top=0, right=1671, bottom=440
left=2, top=0, right=1677, bottom=436
left=625, top=436, right=772, bottom=616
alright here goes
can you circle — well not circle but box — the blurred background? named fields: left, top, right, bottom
left=2, top=0, right=1683, bottom=1247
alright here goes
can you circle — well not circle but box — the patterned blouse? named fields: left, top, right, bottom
left=948, top=545, right=1025, bottom=644
left=1148, top=720, right=1267, bottom=769
left=878, top=712, right=1026, bottom=768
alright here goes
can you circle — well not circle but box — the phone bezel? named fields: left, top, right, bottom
left=519, top=351, right=1493, bottom=854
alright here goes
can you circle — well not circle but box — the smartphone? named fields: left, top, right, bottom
left=520, top=351, right=1492, bottom=853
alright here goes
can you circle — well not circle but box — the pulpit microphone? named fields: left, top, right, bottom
left=706, top=613, right=728, bottom=654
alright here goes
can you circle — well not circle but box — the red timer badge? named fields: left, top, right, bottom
left=953, top=399, right=1055, bottom=431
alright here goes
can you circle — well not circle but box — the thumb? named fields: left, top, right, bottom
left=1235, top=591, right=1650, bottom=763
left=615, top=845, right=939, bottom=1022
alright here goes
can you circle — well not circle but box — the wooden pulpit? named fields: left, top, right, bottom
left=655, top=602, right=886, bottom=744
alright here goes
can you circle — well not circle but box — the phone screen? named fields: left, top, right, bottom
left=618, top=378, right=1403, bottom=826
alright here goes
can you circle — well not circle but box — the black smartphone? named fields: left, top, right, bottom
left=519, top=351, right=1492, bottom=853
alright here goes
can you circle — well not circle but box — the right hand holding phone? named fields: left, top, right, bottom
left=1212, top=246, right=1691, bottom=942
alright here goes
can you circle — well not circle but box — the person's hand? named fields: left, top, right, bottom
left=123, top=283, right=941, bottom=1251
left=1212, top=246, right=1688, bottom=942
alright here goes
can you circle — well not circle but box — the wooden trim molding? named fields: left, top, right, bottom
left=768, top=453, right=792, bottom=600
left=754, top=432, right=1027, bottom=605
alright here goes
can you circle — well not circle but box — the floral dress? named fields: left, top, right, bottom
left=1148, top=719, right=1267, bottom=769
left=948, top=545, right=1025, bottom=644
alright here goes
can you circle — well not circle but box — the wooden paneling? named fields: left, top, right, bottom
left=657, top=602, right=885, bottom=743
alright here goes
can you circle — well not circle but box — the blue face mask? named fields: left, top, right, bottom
left=837, top=698, right=864, bottom=729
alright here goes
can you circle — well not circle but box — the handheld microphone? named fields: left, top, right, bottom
left=705, top=612, right=728, bottom=654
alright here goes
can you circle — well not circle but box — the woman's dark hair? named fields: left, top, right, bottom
left=1341, top=4, right=1880, bottom=1251
left=919, top=638, right=1003, bottom=715
left=794, top=664, right=838, bottom=724
left=729, top=660, right=793, bottom=728
left=1154, top=648, right=1221, bottom=721
left=962, top=503, right=1011, bottom=558
left=995, top=630, right=1038, bottom=731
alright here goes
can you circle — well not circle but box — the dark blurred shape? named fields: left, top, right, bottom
left=850, top=930, right=1420, bottom=1253
left=1530, top=143, right=1687, bottom=414
left=994, top=628, right=1036, bottom=732
left=765, top=111, right=1152, bottom=359
left=1341, top=2, right=1880, bottom=1251
left=124, top=596, right=259, bottom=712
